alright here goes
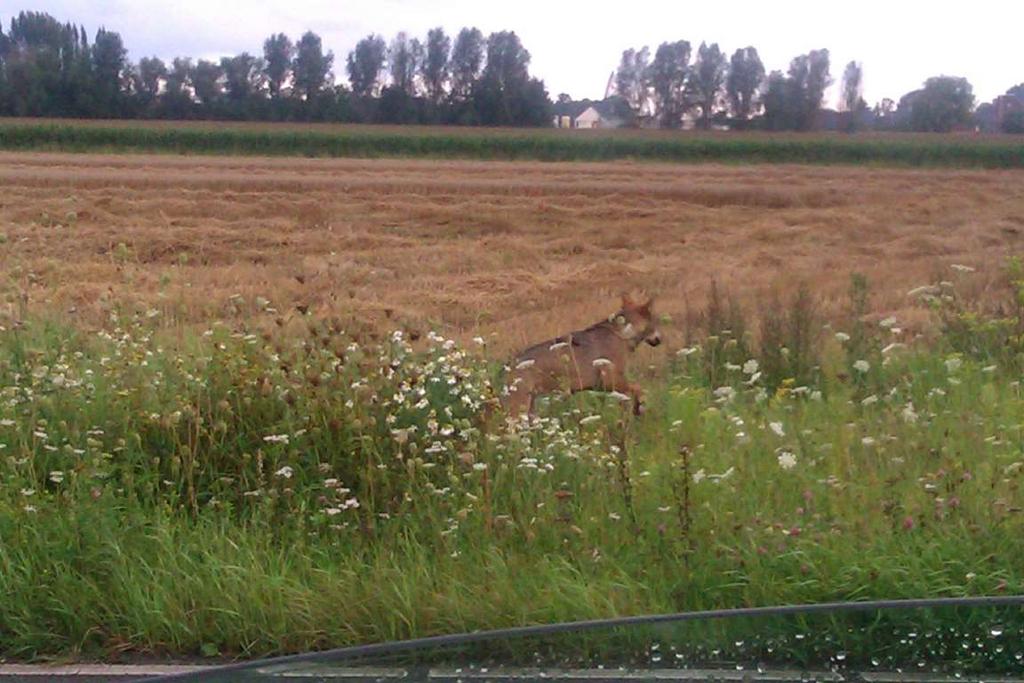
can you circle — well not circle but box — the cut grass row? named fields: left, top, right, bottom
left=1, top=120, right=1024, bottom=166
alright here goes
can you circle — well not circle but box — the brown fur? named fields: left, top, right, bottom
left=501, top=295, right=661, bottom=416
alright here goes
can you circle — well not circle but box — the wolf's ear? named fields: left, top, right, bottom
left=620, top=293, right=636, bottom=310
left=639, top=297, right=654, bottom=314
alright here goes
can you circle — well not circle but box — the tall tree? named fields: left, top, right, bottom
left=161, top=56, right=192, bottom=117
left=91, top=27, right=129, bottom=116
left=788, top=48, right=831, bottom=130
left=292, top=31, right=333, bottom=101
left=905, top=76, right=975, bottom=132
left=263, top=33, right=293, bottom=98
left=164, top=57, right=191, bottom=96
left=761, top=70, right=794, bottom=130
left=388, top=31, right=422, bottom=96
left=688, top=41, right=727, bottom=129
left=473, top=31, right=550, bottom=126
left=421, top=27, right=451, bottom=103
left=764, top=49, right=831, bottom=131
left=839, top=60, right=865, bottom=131
left=135, top=55, right=165, bottom=114
left=726, top=46, right=764, bottom=126
left=190, top=58, right=223, bottom=109
left=137, top=56, right=165, bottom=99
left=221, top=52, right=264, bottom=101
left=614, top=46, right=651, bottom=116
left=649, top=40, right=691, bottom=128
left=840, top=61, right=863, bottom=111
left=346, top=33, right=386, bottom=98
left=474, top=30, right=529, bottom=124
left=449, top=27, right=484, bottom=101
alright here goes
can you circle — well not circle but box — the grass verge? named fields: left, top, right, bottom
left=1, top=269, right=1024, bottom=670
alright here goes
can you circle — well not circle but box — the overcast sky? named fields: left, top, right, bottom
left=15, top=0, right=1023, bottom=106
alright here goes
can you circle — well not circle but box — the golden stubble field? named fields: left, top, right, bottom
left=2, top=151, right=1024, bottom=355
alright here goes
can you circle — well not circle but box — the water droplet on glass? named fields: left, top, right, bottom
left=795, top=633, right=806, bottom=640
left=990, top=626, right=1004, bottom=637
left=735, top=641, right=745, bottom=648
left=835, top=652, right=847, bottom=662
left=871, top=658, right=881, bottom=667
left=651, top=654, right=662, bottom=664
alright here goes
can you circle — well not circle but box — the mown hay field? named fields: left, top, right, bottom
left=2, top=151, right=1024, bottom=349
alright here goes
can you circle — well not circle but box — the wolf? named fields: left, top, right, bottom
left=502, top=295, right=662, bottom=416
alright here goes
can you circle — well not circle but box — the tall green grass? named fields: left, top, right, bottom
left=1, top=269, right=1024, bottom=669
left=2, top=120, right=1023, bottom=167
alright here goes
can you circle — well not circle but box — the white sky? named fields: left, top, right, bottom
left=14, top=0, right=1024, bottom=106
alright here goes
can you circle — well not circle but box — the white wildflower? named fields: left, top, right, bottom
left=20, top=488, right=35, bottom=497
left=742, top=359, right=759, bottom=375
left=592, top=358, right=614, bottom=368
left=677, top=346, right=699, bottom=357
left=769, top=421, right=785, bottom=437
left=608, top=391, right=632, bottom=402
left=692, top=469, right=706, bottom=484
left=263, top=434, right=289, bottom=444
left=902, top=403, right=919, bottom=423
left=0, top=419, right=14, bottom=427
left=982, top=365, right=997, bottom=373
left=49, top=470, right=64, bottom=483
left=777, top=451, right=797, bottom=470
left=473, top=463, right=488, bottom=471
left=945, top=357, right=962, bottom=373
left=325, top=507, right=342, bottom=516
left=861, top=436, right=876, bottom=447
left=579, top=415, right=602, bottom=426
left=835, top=332, right=851, bottom=343
left=608, top=512, right=621, bottom=521
left=861, top=395, right=879, bottom=406
left=951, top=264, right=975, bottom=273
left=274, top=465, right=293, bottom=479
left=907, top=285, right=940, bottom=298
left=853, top=360, right=870, bottom=373
left=713, top=386, right=736, bottom=402
left=472, top=336, right=486, bottom=345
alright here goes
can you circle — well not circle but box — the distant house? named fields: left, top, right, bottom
left=552, top=97, right=633, bottom=129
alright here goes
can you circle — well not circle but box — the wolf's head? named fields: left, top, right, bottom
left=612, top=295, right=661, bottom=348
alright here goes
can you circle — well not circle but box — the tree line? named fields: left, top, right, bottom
left=610, top=41, right=1020, bottom=133
left=0, top=11, right=550, bottom=125
left=1, top=10, right=1021, bottom=132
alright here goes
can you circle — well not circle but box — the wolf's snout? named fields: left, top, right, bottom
left=647, top=332, right=662, bottom=347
